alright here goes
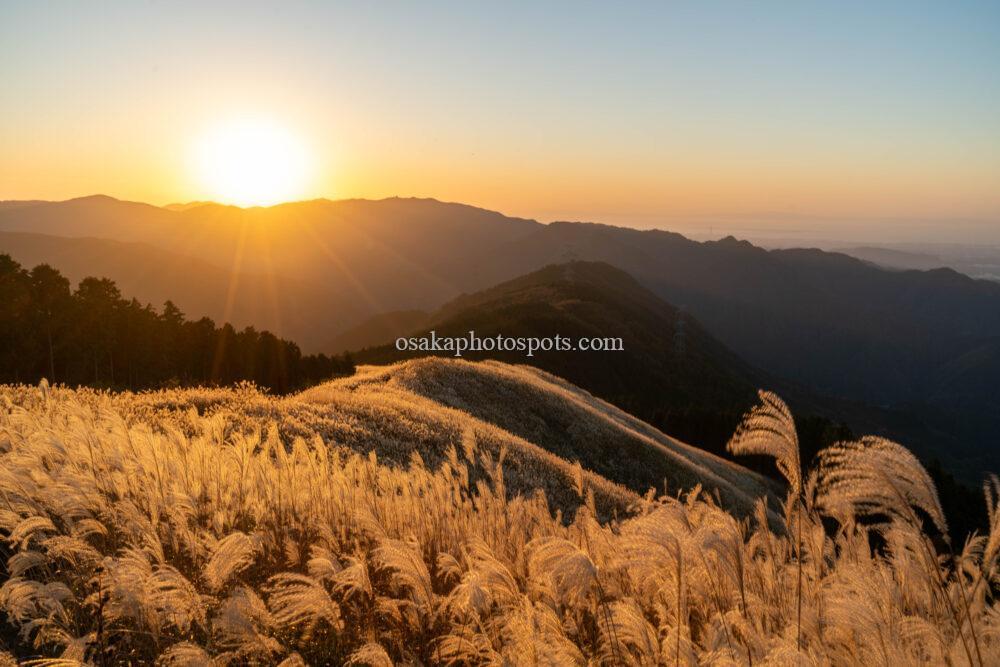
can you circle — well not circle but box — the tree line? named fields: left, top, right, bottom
left=0, top=254, right=353, bottom=393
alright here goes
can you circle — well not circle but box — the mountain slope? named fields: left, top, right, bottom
left=9, top=195, right=999, bottom=410
left=7, top=357, right=775, bottom=519
left=300, top=357, right=778, bottom=515
left=352, top=261, right=998, bottom=486
left=4, top=195, right=999, bottom=477
left=357, top=261, right=761, bottom=432
left=9, top=195, right=999, bottom=404
left=349, top=260, right=891, bottom=488
left=0, top=231, right=363, bottom=348
left=328, top=309, right=430, bottom=353
left=0, top=196, right=540, bottom=349
left=484, top=224, right=1000, bottom=407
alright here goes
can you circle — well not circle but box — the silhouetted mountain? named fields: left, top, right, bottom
left=0, top=196, right=538, bottom=349
left=0, top=200, right=47, bottom=210
left=0, top=231, right=362, bottom=350
left=162, top=201, right=219, bottom=212
left=0, top=194, right=537, bottom=285
left=351, top=261, right=989, bottom=537
left=838, top=246, right=946, bottom=272
left=833, top=244, right=1000, bottom=283
left=483, top=225, right=1000, bottom=407
left=328, top=309, right=430, bottom=352
left=9, top=197, right=997, bottom=409
left=3, top=196, right=999, bottom=480
left=354, top=262, right=800, bottom=466
left=0, top=253, right=352, bottom=392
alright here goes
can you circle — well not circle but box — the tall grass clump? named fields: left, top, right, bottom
left=0, top=378, right=998, bottom=664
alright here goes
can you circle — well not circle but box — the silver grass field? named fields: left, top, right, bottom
left=0, top=360, right=998, bottom=665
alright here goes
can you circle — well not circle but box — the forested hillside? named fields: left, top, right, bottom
left=0, top=254, right=352, bottom=392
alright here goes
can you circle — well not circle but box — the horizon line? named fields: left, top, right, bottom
left=2, top=193, right=997, bottom=231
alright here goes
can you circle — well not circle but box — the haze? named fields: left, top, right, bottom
left=2, top=1, right=998, bottom=243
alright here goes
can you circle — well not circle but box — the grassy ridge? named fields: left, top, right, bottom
left=0, top=367, right=998, bottom=664
left=334, top=358, right=778, bottom=517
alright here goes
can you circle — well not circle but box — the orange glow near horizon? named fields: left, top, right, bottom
left=3, top=105, right=997, bottom=234
left=2, top=116, right=998, bottom=240
left=2, top=3, right=998, bottom=242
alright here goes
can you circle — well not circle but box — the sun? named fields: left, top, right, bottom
left=195, top=118, right=310, bottom=207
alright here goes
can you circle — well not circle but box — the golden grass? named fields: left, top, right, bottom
left=0, top=365, right=997, bottom=665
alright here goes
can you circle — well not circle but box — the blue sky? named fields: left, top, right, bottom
left=2, top=1, right=998, bottom=241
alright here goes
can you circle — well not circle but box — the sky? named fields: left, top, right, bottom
left=2, top=1, right=999, bottom=242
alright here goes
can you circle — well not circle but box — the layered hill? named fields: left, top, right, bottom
left=352, top=261, right=998, bottom=488
left=8, top=357, right=776, bottom=519
left=328, top=309, right=430, bottom=353
left=0, top=230, right=359, bottom=341
left=5, top=195, right=999, bottom=409
left=311, top=357, right=778, bottom=514
left=3, top=195, right=999, bottom=478
left=5, top=195, right=998, bottom=393
left=0, top=196, right=537, bottom=350
left=482, top=223, right=1000, bottom=409
left=355, top=261, right=764, bottom=449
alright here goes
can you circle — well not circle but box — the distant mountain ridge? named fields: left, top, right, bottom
left=0, top=195, right=540, bottom=348
left=838, top=246, right=947, bottom=272
left=5, top=195, right=999, bottom=401
left=2, top=195, right=998, bottom=479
